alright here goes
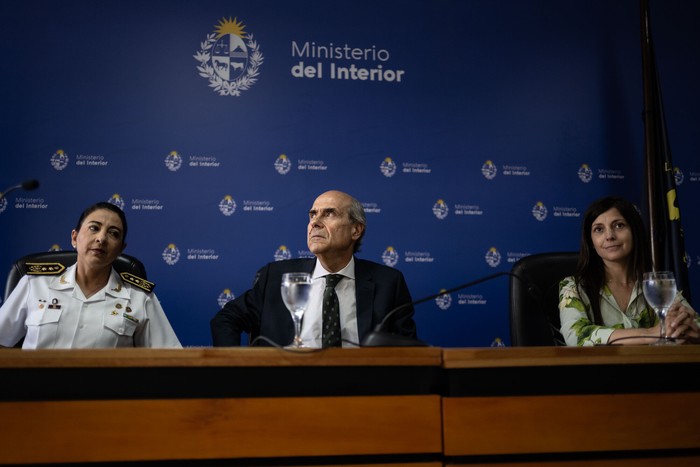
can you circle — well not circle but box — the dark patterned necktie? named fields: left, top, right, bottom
left=322, top=274, right=343, bottom=348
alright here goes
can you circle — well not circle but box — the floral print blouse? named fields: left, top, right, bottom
left=558, top=275, right=694, bottom=346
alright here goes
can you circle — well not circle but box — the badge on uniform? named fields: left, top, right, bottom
left=25, top=262, right=66, bottom=275
left=47, top=298, right=61, bottom=310
left=119, top=272, right=155, bottom=293
left=123, top=313, right=139, bottom=324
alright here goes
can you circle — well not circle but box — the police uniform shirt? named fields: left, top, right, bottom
left=0, top=264, right=182, bottom=349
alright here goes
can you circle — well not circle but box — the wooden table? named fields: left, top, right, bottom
left=442, top=345, right=700, bottom=466
left=2, top=345, right=700, bottom=466
left=0, top=347, right=443, bottom=466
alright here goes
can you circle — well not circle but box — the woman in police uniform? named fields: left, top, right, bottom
left=0, top=202, right=182, bottom=348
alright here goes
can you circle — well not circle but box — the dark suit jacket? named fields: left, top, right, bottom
left=210, top=258, right=417, bottom=346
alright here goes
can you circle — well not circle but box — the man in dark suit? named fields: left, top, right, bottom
left=210, top=190, right=417, bottom=347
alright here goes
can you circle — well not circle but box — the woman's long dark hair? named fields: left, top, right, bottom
left=574, top=196, right=651, bottom=325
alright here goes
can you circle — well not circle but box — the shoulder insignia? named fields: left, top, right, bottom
left=25, top=262, right=67, bottom=275
left=120, top=272, right=155, bottom=293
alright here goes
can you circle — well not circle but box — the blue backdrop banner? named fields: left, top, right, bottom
left=1, top=0, right=698, bottom=347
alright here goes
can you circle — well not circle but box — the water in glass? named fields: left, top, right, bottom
left=281, top=272, right=312, bottom=348
left=642, top=271, right=677, bottom=344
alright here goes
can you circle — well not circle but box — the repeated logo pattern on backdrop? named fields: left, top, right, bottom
left=1, top=2, right=698, bottom=348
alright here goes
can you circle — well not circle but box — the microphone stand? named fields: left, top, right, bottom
left=361, top=271, right=531, bottom=347
left=0, top=180, right=40, bottom=201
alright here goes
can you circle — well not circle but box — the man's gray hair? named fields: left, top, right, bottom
left=348, top=196, right=366, bottom=253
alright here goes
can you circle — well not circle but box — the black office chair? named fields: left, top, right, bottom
left=4, top=250, right=147, bottom=302
left=509, top=252, right=579, bottom=346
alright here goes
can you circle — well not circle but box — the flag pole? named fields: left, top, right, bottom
left=639, top=0, right=692, bottom=301
left=640, top=0, right=660, bottom=269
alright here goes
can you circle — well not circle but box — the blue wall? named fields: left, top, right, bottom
left=1, top=0, right=698, bottom=347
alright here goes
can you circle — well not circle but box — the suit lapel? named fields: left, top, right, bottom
left=354, top=260, right=375, bottom=339
left=303, top=259, right=316, bottom=274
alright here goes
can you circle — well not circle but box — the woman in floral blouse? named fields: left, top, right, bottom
left=559, top=195, right=698, bottom=346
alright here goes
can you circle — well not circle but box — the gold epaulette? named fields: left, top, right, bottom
left=120, top=272, right=155, bottom=293
left=25, top=262, right=67, bottom=275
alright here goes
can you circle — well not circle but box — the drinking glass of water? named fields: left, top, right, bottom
left=281, top=272, right=312, bottom=348
left=642, top=271, right=677, bottom=345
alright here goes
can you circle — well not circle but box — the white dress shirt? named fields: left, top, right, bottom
left=300, top=257, right=359, bottom=347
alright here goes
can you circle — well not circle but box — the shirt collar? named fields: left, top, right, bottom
left=49, top=263, right=78, bottom=291
left=48, top=263, right=130, bottom=299
left=311, top=256, right=356, bottom=280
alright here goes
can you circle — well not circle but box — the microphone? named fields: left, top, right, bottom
left=0, top=179, right=40, bottom=199
left=361, top=271, right=537, bottom=347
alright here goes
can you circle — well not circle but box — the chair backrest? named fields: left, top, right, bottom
left=4, top=250, right=147, bottom=302
left=509, top=251, right=579, bottom=346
